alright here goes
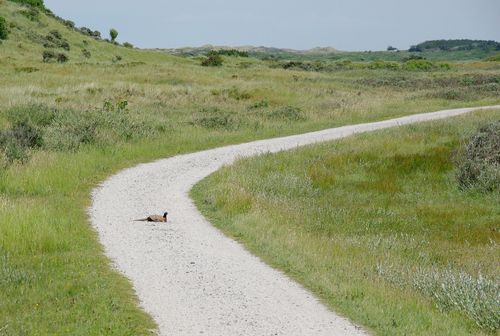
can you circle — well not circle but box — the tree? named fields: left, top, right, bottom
left=387, top=46, right=397, bottom=51
left=0, top=16, right=8, bottom=40
left=109, top=28, right=118, bottom=42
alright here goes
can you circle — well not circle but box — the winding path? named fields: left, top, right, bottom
left=90, top=105, right=499, bottom=336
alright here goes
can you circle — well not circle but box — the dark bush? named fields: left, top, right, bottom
left=79, top=27, right=101, bottom=39
left=123, top=42, right=134, bottom=48
left=63, top=20, right=75, bottom=28
left=43, top=30, right=70, bottom=51
left=56, top=53, right=68, bottom=63
left=0, top=17, right=8, bottom=40
left=0, top=120, right=43, bottom=163
left=456, top=121, right=500, bottom=192
left=201, top=51, right=223, bottom=66
left=42, top=50, right=56, bottom=62
left=81, top=48, right=91, bottom=58
left=42, top=50, right=68, bottom=63
left=19, top=7, right=40, bottom=21
left=112, top=55, right=123, bottom=63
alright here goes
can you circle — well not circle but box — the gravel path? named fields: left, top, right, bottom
left=90, top=106, right=499, bottom=336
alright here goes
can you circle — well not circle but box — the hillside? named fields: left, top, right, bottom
left=0, top=1, right=499, bottom=335
left=161, top=40, right=500, bottom=62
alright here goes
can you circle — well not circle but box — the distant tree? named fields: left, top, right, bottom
left=409, top=45, right=422, bottom=52
left=123, top=42, right=134, bottom=48
left=387, top=46, right=397, bottom=51
left=0, top=16, right=8, bottom=40
left=109, top=28, right=118, bottom=42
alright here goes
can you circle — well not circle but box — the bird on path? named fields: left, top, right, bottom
left=134, top=212, right=168, bottom=222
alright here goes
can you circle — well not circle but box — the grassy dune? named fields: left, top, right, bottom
left=0, top=0, right=499, bottom=334
left=192, top=110, right=500, bottom=335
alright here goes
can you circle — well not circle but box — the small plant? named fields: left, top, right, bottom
left=123, top=42, right=134, bottom=48
left=15, top=66, right=39, bottom=73
left=201, top=51, right=223, bottom=67
left=81, top=48, right=91, bottom=58
left=110, top=28, right=118, bottom=42
left=19, top=7, right=40, bottom=21
left=56, top=53, right=68, bottom=63
left=42, top=50, right=55, bottom=62
left=249, top=100, right=269, bottom=109
left=112, top=55, right=123, bottom=63
left=42, top=50, right=68, bottom=63
left=268, top=106, right=305, bottom=121
left=455, top=121, right=500, bottom=192
left=0, top=16, right=8, bottom=40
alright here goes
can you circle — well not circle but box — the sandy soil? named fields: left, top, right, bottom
left=89, top=106, right=499, bottom=336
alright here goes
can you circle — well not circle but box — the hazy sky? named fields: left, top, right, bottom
left=44, top=0, right=500, bottom=51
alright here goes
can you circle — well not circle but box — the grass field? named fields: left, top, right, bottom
left=0, top=0, right=499, bottom=334
left=192, top=110, right=500, bottom=335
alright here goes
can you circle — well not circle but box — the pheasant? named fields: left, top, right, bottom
left=134, top=212, right=168, bottom=223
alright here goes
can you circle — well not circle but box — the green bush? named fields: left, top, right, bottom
left=0, top=16, right=8, bottom=40
left=455, top=121, right=500, bottom=192
left=8, top=0, right=44, bottom=8
left=201, top=51, right=223, bottom=66
left=19, top=7, right=40, bottom=21
left=43, top=30, right=70, bottom=51
left=81, top=48, right=91, bottom=58
left=402, top=59, right=450, bottom=71
left=0, top=120, right=43, bottom=163
left=42, top=50, right=68, bottom=63
left=268, top=106, right=305, bottom=121
left=123, top=42, right=134, bottom=48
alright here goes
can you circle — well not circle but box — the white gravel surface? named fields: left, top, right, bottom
left=90, top=106, right=499, bottom=336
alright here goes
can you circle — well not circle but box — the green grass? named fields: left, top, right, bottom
left=0, top=0, right=499, bottom=334
left=192, top=110, right=500, bottom=335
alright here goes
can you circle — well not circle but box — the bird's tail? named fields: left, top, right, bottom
left=134, top=218, right=148, bottom=222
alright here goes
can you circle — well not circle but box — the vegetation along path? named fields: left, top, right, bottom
left=89, top=105, right=499, bottom=336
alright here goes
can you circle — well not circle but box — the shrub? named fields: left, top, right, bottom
left=42, top=50, right=68, bottom=63
left=377, top=265, right=500, bottom=332
left=455, top=121, right=500, bottom=192
left=19, top=7, right=40, bottom=21
left=201, top=51, right=223, bottom=66
left=8, top=0, right=44, bottom=8
left=0, top=16, right=8, bottom=40
left=81, top=48, right=91, bottom=58
left=42, top=50, right=55, bottom=62
left=43, top=30, right=70, bottom=51
left=56, top=53, right=68, bottom=63
left=402, top=59, right=450, bottom=71
left=123, top=42, right=134, bottom=48
left=268, top=106, right=305, bottom=121
left=112, top=55, right=123, bottom=63
left=0, top=120, right=43, bottom=163
left=79, top=27, right=101, bottom=39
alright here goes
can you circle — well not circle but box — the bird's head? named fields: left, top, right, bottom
left=163, top=212, right=169, bottom=218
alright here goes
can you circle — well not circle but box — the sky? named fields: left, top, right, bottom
left=44, top=0, right=500, bottom=51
